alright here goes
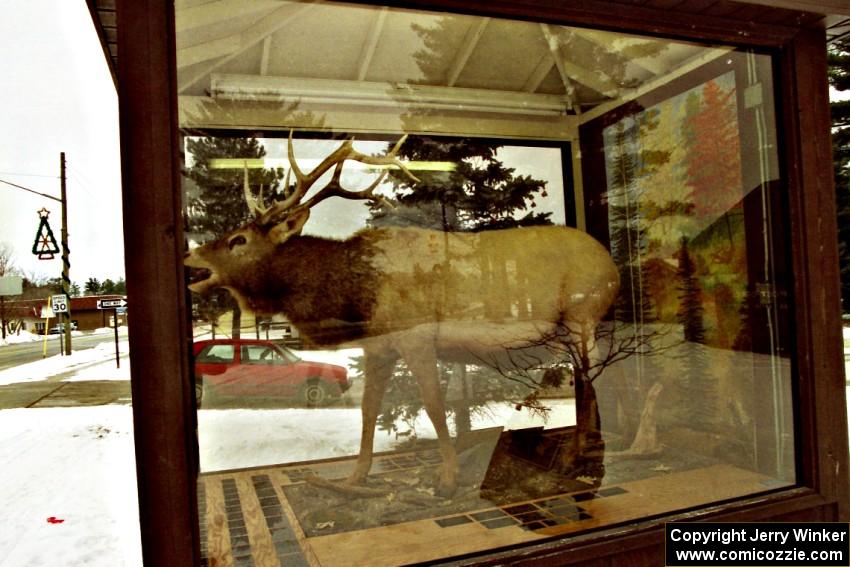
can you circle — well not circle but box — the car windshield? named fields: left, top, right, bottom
left=277, top=345, right=301, bottom=364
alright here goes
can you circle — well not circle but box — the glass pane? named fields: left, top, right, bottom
left=176, top=2, right=794, bottom=564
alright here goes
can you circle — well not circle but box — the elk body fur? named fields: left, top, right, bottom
left=184, top=134, right=619, bottom=496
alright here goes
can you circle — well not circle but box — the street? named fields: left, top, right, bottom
left=0, top=327, right=128, bottom=372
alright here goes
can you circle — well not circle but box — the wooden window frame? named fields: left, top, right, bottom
left=115, top=1, right=849, bottom=565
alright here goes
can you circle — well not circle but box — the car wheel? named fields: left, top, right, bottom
left=195, top=382, right=204, bottom=407
left=300, top=379, right=332, bottom=407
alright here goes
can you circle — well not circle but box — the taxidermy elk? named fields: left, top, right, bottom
left=185, top=133, right=620, bottom=496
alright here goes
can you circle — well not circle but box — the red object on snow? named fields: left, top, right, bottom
left=46, top=517, right=64, bottom=524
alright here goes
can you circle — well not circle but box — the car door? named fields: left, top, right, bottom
left=195, top=343, right=237, bottom=394
left=239, top=343, right=300, bottom=397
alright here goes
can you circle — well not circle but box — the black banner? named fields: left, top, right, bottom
left=666, top=523, right=849, bottom=566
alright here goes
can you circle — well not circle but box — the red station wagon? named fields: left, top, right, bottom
left=192, top=338, right=350, bottom=406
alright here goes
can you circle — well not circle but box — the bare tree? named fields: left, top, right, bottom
left=0, top=243, right=18, bottom=339
left=473, top=319, right=675, bottom=481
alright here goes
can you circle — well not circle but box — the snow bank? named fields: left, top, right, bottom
left=0, top=331, right=43, bottom=346
left=0, top=340, right=130, bottom=386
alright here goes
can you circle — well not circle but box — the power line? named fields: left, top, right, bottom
left=0, top=171, right=58, bottom=179
left=0, top=178, right=61, bottom=203
left=65, top=163, right=102, bottom=201
left=66, top=172, right=96, bottom=201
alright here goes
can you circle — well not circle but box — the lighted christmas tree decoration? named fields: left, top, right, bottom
left=32, top=207, right=60, bottom=260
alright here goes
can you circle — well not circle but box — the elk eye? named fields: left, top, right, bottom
left=228, top=235, right=247, bottom=250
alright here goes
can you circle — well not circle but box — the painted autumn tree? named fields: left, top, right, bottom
left=681, top=80, right=742, bottom=246
left=185, top=136, right=284, bottom=338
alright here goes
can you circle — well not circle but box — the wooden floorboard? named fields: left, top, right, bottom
left=199, top=454, right=788, bottom=566
left=205, top=477, right=233, bottom=567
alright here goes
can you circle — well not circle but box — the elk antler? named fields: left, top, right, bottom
left=254, top=131, right=419, bottom=226
left=243, top=161, right=269, bottom=217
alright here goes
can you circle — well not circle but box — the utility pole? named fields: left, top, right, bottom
left=60, top=152, right=71, bottom=355
left=0, top=163, right=71, bottom=353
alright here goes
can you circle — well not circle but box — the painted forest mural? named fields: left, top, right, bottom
left=602, top=70, right=747, bottom=349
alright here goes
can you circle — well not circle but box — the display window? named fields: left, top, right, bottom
left=176, top=2, right=795, bottom=565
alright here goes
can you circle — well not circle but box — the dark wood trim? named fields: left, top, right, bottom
left=117, top=0, right=199, bottom=565
left=85, top=0, right=118, bottom=90
left=114, top=1, right=848, bottom=565
left=437, top=489, right=836, bottom=565
left=781, top=25, right=850, bottom=520
left=338, top=0, right=804, bottom=47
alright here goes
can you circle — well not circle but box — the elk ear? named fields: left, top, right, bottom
left=269, top=208, right=310, bottom=244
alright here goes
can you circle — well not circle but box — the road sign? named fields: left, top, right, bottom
left=116, top=307, right=127, bottom=315
left=97, top=298, right=127, bottom=309
left=0, top=276, right=23, bottom=296
left=51, top=294, right=69, bottom=313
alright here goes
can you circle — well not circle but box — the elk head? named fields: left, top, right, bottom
left=184, top=132, right=419, bottom=303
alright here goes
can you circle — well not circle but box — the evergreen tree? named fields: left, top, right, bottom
left=605, top=117, right=665, bottom=442
left=365, top=135, right=553, bottom=435
left=828, top=38, right=850, bottom=312
left=102, top=279, right=117, bottom=295
left=84, top=277, right=101, bottom=295
left=608, top=121, right=656, bottom=325
left=675, top=237, right=714, bottom=430
left=184, top=136, right=284, bottom=337
left=675, top=238, right=705, bottom=342
left=369, top=136, right=551, bottom=231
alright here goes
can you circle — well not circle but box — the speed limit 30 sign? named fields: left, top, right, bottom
left=51, top=294, right=69, bottom=313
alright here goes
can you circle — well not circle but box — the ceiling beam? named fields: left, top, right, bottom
left=178, top=1, right=320, bottom=94
left=357, top=7, right=388, bottom=82
left=210, top=73, right=573, bottom=117
left=570, top=28, right=664, bottom=77
left=260, top=36, right=272, bottom=76
left=179, top=95, right=577, bottom=140
left=446, top=17, right=490, bottom=87
left=540, top=24, right=619, bottom=99
left=540, top=24, right=576, bottom=109
left=175, top=0, right=281, bottom=33
left=523, top=57, right=555, bottom=93
left=578, top=45, right=730, bottom=123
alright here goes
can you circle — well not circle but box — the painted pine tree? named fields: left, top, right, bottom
left=675, top=237, right=715, bottom=430
left=605, top=116, right=668, bottom=443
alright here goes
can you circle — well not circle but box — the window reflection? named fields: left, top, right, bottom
left=177, top=1, right=794, bottom=564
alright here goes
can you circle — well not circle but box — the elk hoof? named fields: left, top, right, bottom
left=344, top=473, right=366, bottom=487
left=435, top=474, right=457, bottom=498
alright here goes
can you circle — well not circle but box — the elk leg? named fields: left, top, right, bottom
left=346, top=349, right=395, bottom=486
left=400, top=344, right=458, bottom=498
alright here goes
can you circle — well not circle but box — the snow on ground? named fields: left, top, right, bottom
left=0, top=327, right=117, bottom=347
left=0, top=331, right=848, bottom=566
left=0, top=406, right=141, bottom=567
left=198, top=399, right=576, bottom=473
left=0, top=340, right=130, bottom=386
